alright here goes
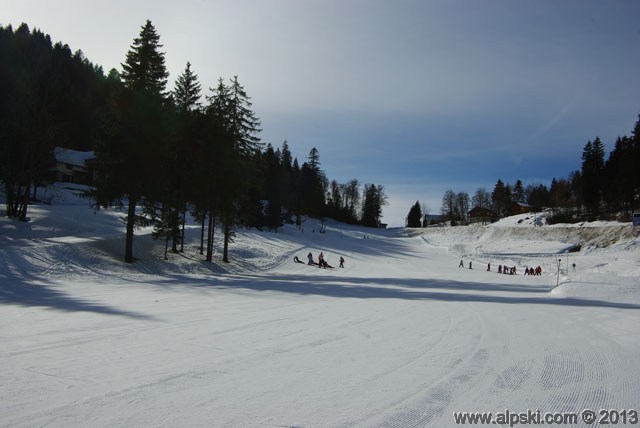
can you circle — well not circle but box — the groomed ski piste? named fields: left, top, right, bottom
left=1, top=183, right=639, bottom=427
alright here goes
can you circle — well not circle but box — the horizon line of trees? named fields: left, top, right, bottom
left=407, top=115, right=640, bottom=227
left=0, top=21, right=388, bottom=264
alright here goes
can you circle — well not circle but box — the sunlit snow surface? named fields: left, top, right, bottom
left=1, top=184, right=639, bottom=427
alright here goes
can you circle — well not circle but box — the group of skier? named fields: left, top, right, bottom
left=294, top=252, right=345, bottom=269
left=495, top=264, right=542, bottom=275
left=459, top=260, right=543, bottom=276
left=496, top=264, right=517, bottom=275
left=524, top=266, right=543, bottom=275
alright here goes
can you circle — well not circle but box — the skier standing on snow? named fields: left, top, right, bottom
left=307, top=252, right=314, bottom=265
left=339, top=256, right=345, bottom=268
left=459, top=259, right=464, bottom=268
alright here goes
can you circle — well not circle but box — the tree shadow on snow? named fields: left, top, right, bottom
left=148, top=273, right=640, bottom=311
left=0, top=278, right=154, bottom=319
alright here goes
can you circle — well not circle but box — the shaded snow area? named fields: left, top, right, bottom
left=1, top=191, right=639, bottom=427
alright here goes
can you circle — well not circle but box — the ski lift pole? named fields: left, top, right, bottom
left=556, top=258, right=561, bottom=288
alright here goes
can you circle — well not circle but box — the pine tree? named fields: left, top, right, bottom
left=1, top=24, right=112, bottom=218
left=361, top=184, right=387, bottom=227
left=263, top=144, right=282, bottom=230
left=195, top=78, right=232, bottom=262
left=406, top=201, right=423, bottom=227
left=302, top=147, right=327, bottom=218
left=278, top=141, right=294, bottom=216
left=280, top=141, right=293, bottom=172
left=0, top=25, right=62, bottom=220
left=120, top=20, right=168, bottom=96
left=326, top=180, right=340, bottom=218
left=291, top=158, right=303, bottom=226
left=173, top=62, right=201, bottom=113
left=227, top=75, right=262, bottom=157
left=491, top=179, right=509, bottom=218
left=92, top=19, right=170, bottom=263
left=525, top=183, right=550, bottom=211
left=203, top=76, right=262, bottom=263
left=581, top=137, right=605, bottom=219
left=343, top=179, right=361, bottom=223
left=604, top=135, right=636, bottom=214
left=549, top=177, right=573, bottom=214
left=513, top=180, right=524, bottom=203
left=160, top=62, right=202, bottom=253
left=194, top=92, right=230, bottom=262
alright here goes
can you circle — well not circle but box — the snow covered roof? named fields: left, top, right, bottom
left=54, top=147, right=95, bottom=167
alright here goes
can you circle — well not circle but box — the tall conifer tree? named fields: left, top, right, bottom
left=121, top=20, right=168, bottom=96
left=154, top=62, right=203, bottom=254
left=581, top=137, right=605, bottom=219
left=361, top=184, right=387, bottom=227
left=173, top=62, right=201, bottom=113
left=92, top=19, right=169, bottom=263
left=406, top=201, right=423, bottom=227
left=227, top=75, right=262, bottom=157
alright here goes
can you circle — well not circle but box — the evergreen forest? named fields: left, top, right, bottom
left=0, top=22, right=387, bottom=263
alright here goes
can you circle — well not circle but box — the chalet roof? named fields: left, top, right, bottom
left=54, top=147, right=95, bottom=167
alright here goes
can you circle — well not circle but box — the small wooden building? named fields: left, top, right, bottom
left=510, top=202, right=532, bottom=216
left=468, top=207, right=495, bottom=224
left=53, top=147, right=95, bottom=184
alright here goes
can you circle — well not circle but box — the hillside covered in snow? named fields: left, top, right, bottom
left=1, top=184, right=639, bottom=427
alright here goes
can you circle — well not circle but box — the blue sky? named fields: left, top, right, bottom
left=3, top=0, right=639, bottom=226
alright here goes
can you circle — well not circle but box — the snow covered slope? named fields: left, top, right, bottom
left=1, top=192, right=639, bottom=427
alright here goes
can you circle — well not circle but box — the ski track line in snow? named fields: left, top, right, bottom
left=347, top=302, right=490, bottom=427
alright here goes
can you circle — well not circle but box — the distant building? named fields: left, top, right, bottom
left=510, top=202, right=532, bottom=216
left=53, top=147, right=95, bottom=184
left=468, top=207, right=495, bottom=224
left=423, top=214, right=442, bottom=226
